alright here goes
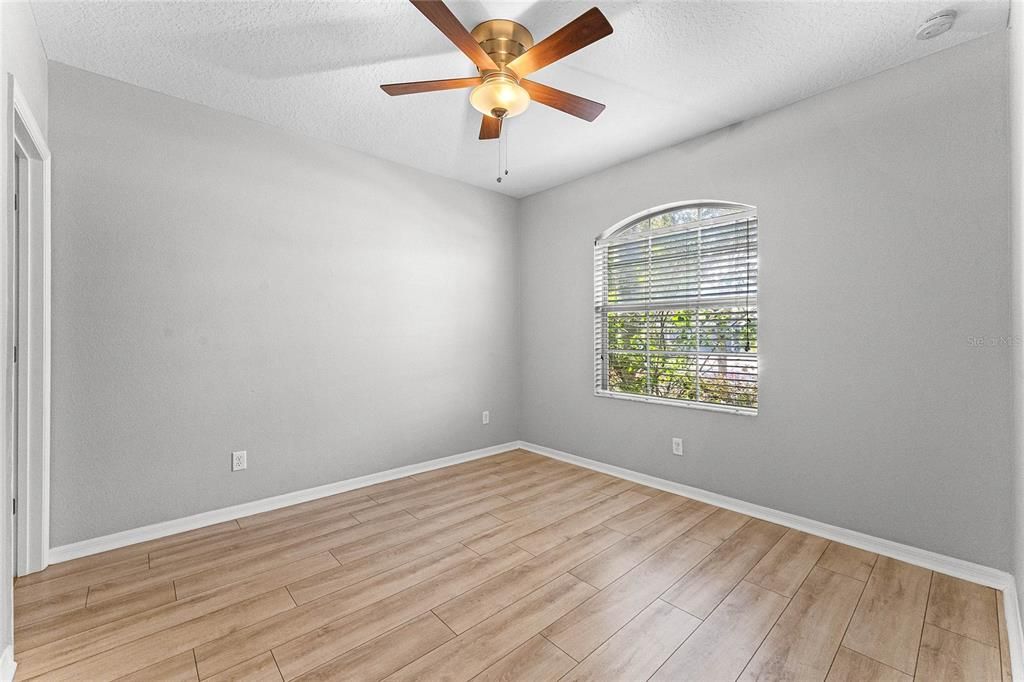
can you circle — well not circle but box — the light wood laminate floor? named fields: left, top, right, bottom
left=13, top=450, right=1013, bottom=681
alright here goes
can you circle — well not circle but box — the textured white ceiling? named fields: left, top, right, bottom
left=32, top=0, right=1008, bottom=197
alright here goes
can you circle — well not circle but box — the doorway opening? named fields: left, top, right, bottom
left=10, top=147, right=23, bottom=577
left=6, top=76, right=51, bottom=576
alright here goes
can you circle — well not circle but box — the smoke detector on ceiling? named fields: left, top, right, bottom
left=916, top=10, right=957, bottom=40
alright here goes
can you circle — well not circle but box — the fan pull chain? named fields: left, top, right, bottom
left=496, top=121, right=510, bottom=183
left=496, top=126, right=502, bottom=183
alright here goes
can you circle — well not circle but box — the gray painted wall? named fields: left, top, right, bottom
left=48, top=63, right=520, bottom=546
left=518, top=33, right=1013, bottom=571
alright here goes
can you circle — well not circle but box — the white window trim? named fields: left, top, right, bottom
left=593, top=389, right=758, bottom=416
left=594, top=200, right=758, bottom=415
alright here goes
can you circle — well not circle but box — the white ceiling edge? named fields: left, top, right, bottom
left=30, top=1, right=1010, bottom=198
left=527, top=30, right=1011, bottom=200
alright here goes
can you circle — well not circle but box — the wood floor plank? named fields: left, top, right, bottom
left=14, top=555, right=152, bottom=606
left=115, top=650, right=199, bottom=682
left=570, top=502, right=715, bottom=589
left=685, top=507, right=751, bottom=546
left=150, top=498, right=374, bottom=566
left=408, top=455, right=514, bottom=482
left=333, top=497, right=511, bottom=563
left=16, top=453, right=1006, bottom=682
left=287, top=514, right=502, bottom=605
left=369, top=470, right=504, bottom=506
left=513, top=491, right=648, bottom=556
left=842, top=556, right=932, bottom=675
left=745, top=528, right=830, bottom=597
left=198, top=543, right=474, bottom=677
left=738, top=566, right=865, bottom=681
left=33, top=589, right=296, bottom=681
left=592, top=477, right=648, bottom=497
left=385, top=573, right=596, bottom=681
left=293, top=612, right=454, bottom=681
left=236, top=490, right=374, bottom=529
left=16, top=582, right=177, bottom=652
left=261, top=545, right=532, bottom=681
left=543, top=534, right=714, bottom=661
left=817, top=542, right=877, bottom=582
left=148, top=512, right=362, bottom=570
left=14, top=587, right=88, bottom=627
left=499, top=471, right=608, bottom=505
left=346, top=475, right=423, bottom=500
left=408, top=455, right=514, bottom=481
left=602, top=492, right=691, bottom=535
left=354, top=475, right=509, bottom=521
left=16, top=521, right=241, bottom=588
left=488, top=473, right=608, bottom=521
left=358, top=475, right=502, bottom=519
left=15, top=552, right=339, bottom=678
left=496, top=454, right=559, bottom=473
left=173, top=512, right=427, bottom=600
left=205, top=652, right=283, bottom=682
left=562, top=599, right=701, bottom=682
left=610, top=482, right=666, bottom=497
left=204, top=651, right=282, bottom=679
left=651, top=581, right=789, bottom=682
left=406, top=489, right=517, bottom=520
left=463, top=491, right=608, bottom=555
left=470, top=635, right=576, bottom=682
left=915, top=623, right=1001, bottom=681
left=488, top=459, right=551, bottom=478
left=434, top=525, right=624, bottom=634
left=998, top=594, right=1012, bottom=682
left=88, top=511, right=414, bottom=604
left=661, top=518, right=788, bottom=618
left=926, top=572, right=999, bottom=647
left=826, top=647, right=912, bottom=682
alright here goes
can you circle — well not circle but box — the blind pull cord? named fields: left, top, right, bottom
left=744, top=217, right=752, bottom=351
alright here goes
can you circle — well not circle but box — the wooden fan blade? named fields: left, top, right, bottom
left=409, top=0, right=498, bottom=72
left=506, top=7, right=612, bottom=78
left=520, top=80, right=605, bottom=122
left=479, top=115, right=502, bottom=140
left=381, top=77, right=482, bottom=96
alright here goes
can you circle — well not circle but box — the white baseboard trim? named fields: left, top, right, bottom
left=517, top=439, right=1024, bottom=681
left=39, top=437, right=1024, bottom=679
left=47, top=441, right=519, bottom=565
left=1003, top=581, right=1024, bottom=681
left=0, top=645, right=16, bottom=682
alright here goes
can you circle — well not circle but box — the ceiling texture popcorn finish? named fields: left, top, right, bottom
left=32, top=0, right=1007, bottom=197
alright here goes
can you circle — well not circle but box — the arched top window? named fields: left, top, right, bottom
left=594, top=201, right=758, bottom=414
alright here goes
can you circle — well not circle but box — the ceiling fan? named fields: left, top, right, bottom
left=381, top=0, right=613, bottom=140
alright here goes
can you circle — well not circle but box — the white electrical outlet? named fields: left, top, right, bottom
left=672, top=438, right=683, bottom=456
left=231, top=450, right=247, bottom=472
left=482, top=410, right=490, bottom=425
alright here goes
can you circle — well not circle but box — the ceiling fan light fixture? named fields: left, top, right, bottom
left=470, top=72, right=530, bottom=119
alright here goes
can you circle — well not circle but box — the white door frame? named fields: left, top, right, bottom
left=6, top=76, right=50, bottom=575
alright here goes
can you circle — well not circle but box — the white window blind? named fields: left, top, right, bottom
left=594, top=202, right=758, bottom=414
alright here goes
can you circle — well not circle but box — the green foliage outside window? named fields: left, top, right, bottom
left=605, top=309, right=757, bottom=407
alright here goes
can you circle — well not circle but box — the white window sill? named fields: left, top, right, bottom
left=594, top=389, right=758, bottom=416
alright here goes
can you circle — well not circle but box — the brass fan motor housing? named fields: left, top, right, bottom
left=470, top=19, right=534, bottom=73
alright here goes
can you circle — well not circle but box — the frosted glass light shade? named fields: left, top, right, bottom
left=470, top=73, right=530, bottom=119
